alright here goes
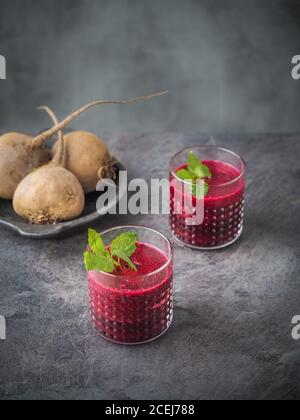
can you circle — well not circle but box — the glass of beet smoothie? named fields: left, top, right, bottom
left=86, top=226, right=173, bottom=345
left=170, top=146, right=245, bottom=250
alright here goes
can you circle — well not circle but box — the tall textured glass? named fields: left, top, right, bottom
left=170, top=146, right=246, bottom=250
left=87, top=226, right=173, bottom=345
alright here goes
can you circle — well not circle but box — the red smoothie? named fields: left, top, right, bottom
left=170, top=160, right=245, bottom=248
left=88, top=242, right=173, bottom=344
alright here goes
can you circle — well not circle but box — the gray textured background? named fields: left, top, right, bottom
left=0, top=133, right=299, bottom=400
left=0, top=0, right=300, bottom=402
left=0, top=0, right=300, bottom=134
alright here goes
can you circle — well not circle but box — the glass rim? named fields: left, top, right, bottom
left=92, top=225, right=173, bottom=280
left=170, top=145, right=246, bottom=188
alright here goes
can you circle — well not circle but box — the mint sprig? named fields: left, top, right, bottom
left=84, top=252, right=115, bottom=273
left=176, top=151, right=211, bottom=197
left=192, top=181, right=209, bottom=198
left=84, top=229, right=138, bottom=273
left=188, top=151, right=212, bottom=179
left=110, top=232, right=138, bottom=272
left=88, top=228, right=106, bottom=255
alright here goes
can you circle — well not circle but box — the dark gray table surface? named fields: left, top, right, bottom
left=0, top=133, right=299, bottom=400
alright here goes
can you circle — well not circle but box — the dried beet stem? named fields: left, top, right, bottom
left=38, top=106, right=65, bottom=166
left=32, top=91, right=168, bottom=147
left=41, top=106, right=118, bottom=192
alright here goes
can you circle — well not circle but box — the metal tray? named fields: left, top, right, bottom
left=0, top=162, right=125, bottom=239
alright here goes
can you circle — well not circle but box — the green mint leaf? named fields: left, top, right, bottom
left=204, top=181, right=209, bottom=196
left=176, top=168, right=195, bottom=181
left=88, top=228, right=106, bottom=256
left=84, top=230, right=139, bottom=273
left=84, top=251, right=115, bottom=273
left=110, top=232, right=138, bottom=258
left=85, top=229, right=114, bottom=273
left=110, top=231, right=138, bottom=272
left=188, top=151, right=212, bottom=178
left=188, top=151, right=202, bottom=170
left=176, top=167, right=209, bottom=196
left=192, top=180, right=209, bottom=198
left=192, top=164, right=212, bottom=179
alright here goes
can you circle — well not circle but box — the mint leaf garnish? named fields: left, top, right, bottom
left=84, top=229, right=138, bottom=273
left=176, top=151, right=212, bottom=197
left=187, top=150, right=202, bottom=171
left=88, top=228, right=106, bottom=255
left=176, top=168, right=195, bottom=181
left=110, top=232, right=138, bottom=272
left=84, top=251, right=115, bottom=273
left=188, top=151, right=212, bottom=178
left=192, top=180, right=209, bottom=198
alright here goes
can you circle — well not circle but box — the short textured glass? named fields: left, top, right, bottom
left=170, top=146, right=246, bottom=250
left=88, top=226, right=173, bottom=345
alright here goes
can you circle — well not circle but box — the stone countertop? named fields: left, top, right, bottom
left=0, top=133, right=299, bottom=400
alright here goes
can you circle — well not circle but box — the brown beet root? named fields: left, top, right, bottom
left=40, top=107, right=116, bottom=193
left=13, top=122, right=85, bottom=224
left=2, top=91, right=167, bottom=201
left=0, top=132, right=50, bottom=199
left=13, top=166, right=85, bottom=224
left=52, top=131, right=116, bottom=193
